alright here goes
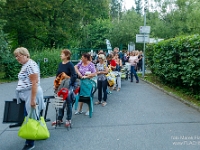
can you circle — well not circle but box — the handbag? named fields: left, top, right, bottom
left=106, top=72, right=116, bottom=87
left=18, top=108, right=50, bottom=140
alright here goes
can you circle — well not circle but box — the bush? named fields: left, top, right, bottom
left=146, top=34, right=200, bottom=98
left=2, top=48, right=81, bottom=80
left=0, top=20, right=13, bottom=79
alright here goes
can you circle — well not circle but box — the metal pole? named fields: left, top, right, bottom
left=142, top=8, right=146, bottom=78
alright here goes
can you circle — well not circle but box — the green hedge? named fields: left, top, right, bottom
left=2, top=48, right=86, bottom=80
left=2, top=48, right=75, bottom=80
left=146, top=35, right=200, bottom=97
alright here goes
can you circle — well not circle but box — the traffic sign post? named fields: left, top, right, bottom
left=136, top=6, right=150, bottom=78
left=136, top=34, right=149, bottom=43
left=106, top=39, right=112, bottom=54
left=139, top=26, right=151, bottom=34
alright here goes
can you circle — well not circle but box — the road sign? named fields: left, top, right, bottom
left=105, top=39, right=112, bottom=50
left=136, top=34, right=150, bottom=43
left=139, top=26, right=151, bottom=34
left=128, top=42, right=135, bottom=51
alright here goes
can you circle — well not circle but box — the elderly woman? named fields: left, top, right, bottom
left=95, top=54, right=109, bottom=106
left=14, top=47, right=45, bottom=150
left=74, top=53, right=96, bottom=115
left=51, top=49, right=77, bottom=127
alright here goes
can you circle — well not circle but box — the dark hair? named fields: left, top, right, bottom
left=82, top=53, right=91, bottom=61
left=98, top=50, right=105, bottom=55
left=113, top=52, right=119, bottom=57
left=61, top=49, right=71, bottom=60
left=106, top=54, right=113, bottom=60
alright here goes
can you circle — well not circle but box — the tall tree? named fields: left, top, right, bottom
left=81, top=19, right=112, bottom=48
left=134, top=0, right=143, bottom=15
left=146, top=0, right=200, bottom=39
left=0, top=0, right=11, bottom=66
left=0, top=0, right=110, bottom=49
left=110, top=0, right=123, bottom=22
left=110, top=10, right=143, bottom=48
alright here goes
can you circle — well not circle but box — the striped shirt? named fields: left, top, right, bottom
left=16, top=59, right=40, bottom=91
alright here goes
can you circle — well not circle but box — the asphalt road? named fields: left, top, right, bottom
left=1, top=77, right=200, bottom=150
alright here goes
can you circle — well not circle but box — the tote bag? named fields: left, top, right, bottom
left=106, top=72, right=116, bottom=87
left=18, top=108, right=50, bottom=140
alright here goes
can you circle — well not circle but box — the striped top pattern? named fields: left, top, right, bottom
left=16, top=59, right=40, bottom=91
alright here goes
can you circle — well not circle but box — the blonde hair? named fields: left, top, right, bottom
left=130, top=51, right=135, bottom=56
left=98, top=54, right=106, bottom=60
left=14, top=47, right=30, bottom=58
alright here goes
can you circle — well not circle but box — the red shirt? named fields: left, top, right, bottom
left=110, top=59, right=116, bottom=67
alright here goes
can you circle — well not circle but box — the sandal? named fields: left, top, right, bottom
left=95, top=101, right=101, bottom=105
left=117, top=88, right=120, bottom=91
left=102, top=102, right=107, bottom=107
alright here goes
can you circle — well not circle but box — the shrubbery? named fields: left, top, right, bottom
left=3, top=48, right=62, bottom=80
left=146, top=35, right=200, bottom=99
left=0, top=20, right=12, bottom=75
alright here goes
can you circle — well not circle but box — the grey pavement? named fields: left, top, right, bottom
left=1, top=77, right=200, bottom=150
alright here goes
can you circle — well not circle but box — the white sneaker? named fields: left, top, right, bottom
left=74, top=111, right=83, bottom=115
left=85, top=111, right=89, bottom=116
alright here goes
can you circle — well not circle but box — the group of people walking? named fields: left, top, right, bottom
left=13, top=46, right=143, bottom=150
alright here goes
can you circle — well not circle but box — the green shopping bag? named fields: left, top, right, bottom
left=18, top=108, right=50, bottom=140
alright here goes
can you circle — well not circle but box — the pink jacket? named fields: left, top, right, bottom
left=129, top=56, right=139, bottom=66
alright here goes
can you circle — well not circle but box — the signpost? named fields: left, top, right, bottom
left=106, top=39, right=112, bottom=54
left=136, top=34, right=149, bottom=43
left=136, top=5, right=150, bottom=78
left=128, top=42, right=135, bottom=52
left=139, top=26, right=151, bottom=34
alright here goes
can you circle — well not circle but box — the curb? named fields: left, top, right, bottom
left=141, top=78, right=200, bottom=112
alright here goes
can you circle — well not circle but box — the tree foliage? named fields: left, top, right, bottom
left=0, top=0, right=11, bottom=69
left=134, top=0, right=143, bottom=15
left=110, top=10, right=143, bottom=48
left=149, top=0, right=200, bottom=39
left=1, top=0, right=200, bottom=51
left=110, top=0, right=123, bottom=21
left=80, top=19, right=112, bottom=49
left=0, top=0, right=110, bottom=49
